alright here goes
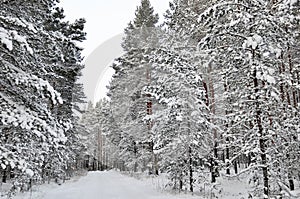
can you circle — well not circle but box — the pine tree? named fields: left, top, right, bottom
left=122, top=0, right=159, bottom=51
left=144, top=47, right=213, bottom=192
left=107, top=0, right=160, bottom=173
left=0, top=0, right=86, bottom=194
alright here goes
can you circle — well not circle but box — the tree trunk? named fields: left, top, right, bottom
left=224, top=81, right=230, bottom=175
left=253, top=64, right=269, bottom=198
left=297, top=72, right=300, bottom=103
left=133, top=141, right=138, bottom=172
left=203, top=81, right=209, bottom=107
left=288, top=46, right=297, bottom=108
left=234, top=160, right=238, bottom=174
left=226, top=138, right=230, bottom=175
left=204, top=78, right=218, bottom=183
left=288, top=173, right=295, bottom=191
left=210, top=157, right=216, bottom=183
left=279, top=54, right=285, bottom=101
left=154, top=153, right=159, bottom=175
left=179, top=176, right=183, bottom=191
left=150, top=141, right=158, bottom=175
left=188, top=147, right=193, bottom=193
left=248, top=153, right=252, bottom=167
left=2, top=169, right=7, bottom=183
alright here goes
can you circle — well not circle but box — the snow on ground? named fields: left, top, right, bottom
left=211, top=174, right=252, bottom=199
left=2, top=170, right=299, bottom=199
left=7, top=171, right=199, bottom=199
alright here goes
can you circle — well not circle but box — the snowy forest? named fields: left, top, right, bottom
left=1, top=0, right=300, bottom=199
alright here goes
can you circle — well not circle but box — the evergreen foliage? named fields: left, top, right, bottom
left=0, top=0, right=87, bottom=195
left=101, top=0, right=300, bottom=198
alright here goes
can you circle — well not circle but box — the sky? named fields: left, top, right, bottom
left=59, top=0, right=170, bottom=103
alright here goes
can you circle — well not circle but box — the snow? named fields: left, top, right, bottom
left=10, top=162, right=16, bottom=169
left=0, top=16, right=37, bottom=33
left=229, top=19, right=240, bottom=27
left=265, top=74, right=276, bottom=84
left=0, top=92, right=56, bottom=141
left=213, top=174, right=251, bottom=199
left=0, top=27, right=13, bottom=51
left=2, top=170, right=300, bottom=199
left=269, top=46, right=282, bottom=58
left=11, top=31, right=33, bottom=54
left=285, top=0, right=298, bottom=6
left=0, top=27, right=33, bottom=54
left=8, top=171, right=199, bottom=199
left=257, top=73, right=276, bottom=84
left=1, top=58, right=64, bottom=106
left=25, top=169, right=34, bottom=177
left=243, top=34, right=263, bottom=50
left=0, top=164, right=6, bottom=170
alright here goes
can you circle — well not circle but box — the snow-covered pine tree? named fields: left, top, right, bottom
left=108, top=50, right=155, bottom=172
left=0, top=0, right=86, bottom=194
left=122, top=0, right=159, bottom=51
left=107, top=0, right=160, bottom=173
left=1, top=1, right=64, bottom=191
left=164, top=0, right=201, bottom=47
left=143, top=47, right=213, bottom=192
left=164, top=0, right=223, bottom=184
left=45, top=7, right=87, bottom=180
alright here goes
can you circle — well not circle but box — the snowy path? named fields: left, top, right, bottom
left=16, top=171, right=196, bottom=199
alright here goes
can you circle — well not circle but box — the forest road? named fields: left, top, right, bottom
left=41, top=170, right=192, bottom=199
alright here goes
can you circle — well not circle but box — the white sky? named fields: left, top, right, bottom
left=59, top=0, right=170, bottom=103
left=60, top=0, right=170, bottom=57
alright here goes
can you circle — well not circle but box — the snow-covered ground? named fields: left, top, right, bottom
left=2, top=170, right=299, bottom=199
left=6, top=171, right=198, bottom=199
